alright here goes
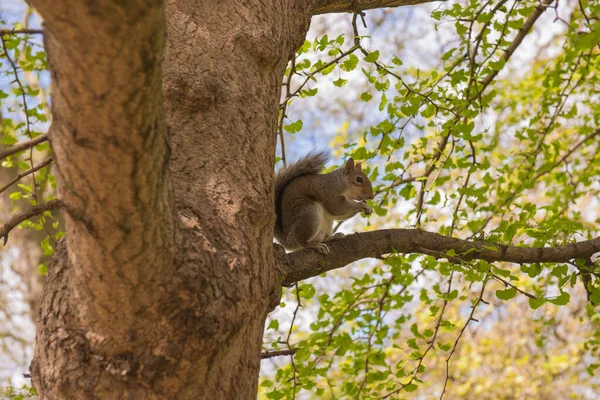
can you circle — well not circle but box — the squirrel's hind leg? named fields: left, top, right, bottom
left=284, top=204, right=331, bottom=255
left=305, top=242, right=330, bottom=255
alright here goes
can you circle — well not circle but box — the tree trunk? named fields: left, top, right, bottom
left=28, top=0, right=310, bottom=398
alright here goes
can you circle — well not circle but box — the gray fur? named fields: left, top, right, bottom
left=274, top=150, right=374, bottom=254
left=274, top=150, right=330, bottom=240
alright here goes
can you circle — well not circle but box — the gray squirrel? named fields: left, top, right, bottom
left=274, top=150, right=374, bottom=254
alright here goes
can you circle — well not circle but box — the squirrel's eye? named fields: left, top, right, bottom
left=356, top=177, right=363, bottom=183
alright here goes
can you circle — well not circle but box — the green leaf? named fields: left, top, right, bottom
left=549, top=291, right=570, bottom=306
left=340, top=54, right=359, bottom=72
left=364, top=50, right=380, bottom=63
left=299, top=284, right=315, bottom=299
left=283, top=120, right=303, bottom=133
left=360, top=92, right=373, bottom=102
left=528, top=297, right=544, bottom=309
left=333, top=77, right=348, bottom=87
left=37, top=263, right=48, bottom=276
left=572, top=22, right=600, bottom=50
left=404, top=383, right=418, bottom=392
left=496, top=287, right=517, bottom=301
left=321, top=64, right=335, bottom=75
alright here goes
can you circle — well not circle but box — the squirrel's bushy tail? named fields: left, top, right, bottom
left=274, top=150, right=330, bottom=239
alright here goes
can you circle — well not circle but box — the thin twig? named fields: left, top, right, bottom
left=1, top=34, right=38, bottom=204
left=261, top=348, right=298, bottom=359
left=287, top=283, right=302, bottom=399
left=488, top=272, right=537, bottom=299
left=381, top=270, right=455, bottom=399
left=0, top=29, right=43, bottom=35
left=0, top=134, right=48, bottom=161
left=532, top=128, right=600, bottom=182
left=0, top=156, right=52, bottom=195
left=358, top=275, right=395, bottom=396
left=439, top=279, right=488, bottom=399
left=479, top=0, right=555, bottom=92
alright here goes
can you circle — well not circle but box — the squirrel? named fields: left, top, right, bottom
left=274, top=150, right=374, bottom=255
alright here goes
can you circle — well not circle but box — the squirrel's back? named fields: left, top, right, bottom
left=274, top=150, right=330, bottom=239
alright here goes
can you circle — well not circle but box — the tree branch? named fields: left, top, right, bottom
left=313, top=0, right=439, bottom=15
left=0, top=200, right=62, bottom=245
left=0, top=156, right=53, bottom=195
left=281, top=229, right=600, bottom=285
left=0, top=29, right=43, bottom=35
left=260, top=348, right=298, bottom=359
left=0, top=134, right=48, bottom=161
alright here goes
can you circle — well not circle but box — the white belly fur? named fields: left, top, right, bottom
left=310, top=203, right=336, bottom=242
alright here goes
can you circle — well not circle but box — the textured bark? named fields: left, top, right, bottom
left=28, top=0, right=312, bottom=398
left=28, top=0, right=176, bottom=398
left=160, top=0, right=312, bottom=396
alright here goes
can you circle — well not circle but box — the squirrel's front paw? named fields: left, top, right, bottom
left=361, top=203, right=374, bottom=215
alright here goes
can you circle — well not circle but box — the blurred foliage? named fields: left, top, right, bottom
left=0, top=384, right=36, bottom=399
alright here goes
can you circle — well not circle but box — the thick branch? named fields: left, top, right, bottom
left=0, top=134, right=47, bottom=161
left=0, top=199, right=62, bottom=244
left=282, top=229, right=600, bottom=285
left=314, top=0, right=438, bottom=15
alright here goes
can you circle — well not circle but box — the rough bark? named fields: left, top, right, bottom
left=28, top=0, right=312, bottom=398
left=160, top=0, right=312, bottom=396
left=28, top=0, right=176, bottom=397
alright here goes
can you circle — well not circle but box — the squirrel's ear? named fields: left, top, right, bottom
left=355, top=162, right=362, bottom=171
left=345, top=158, right=355, bottom=172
